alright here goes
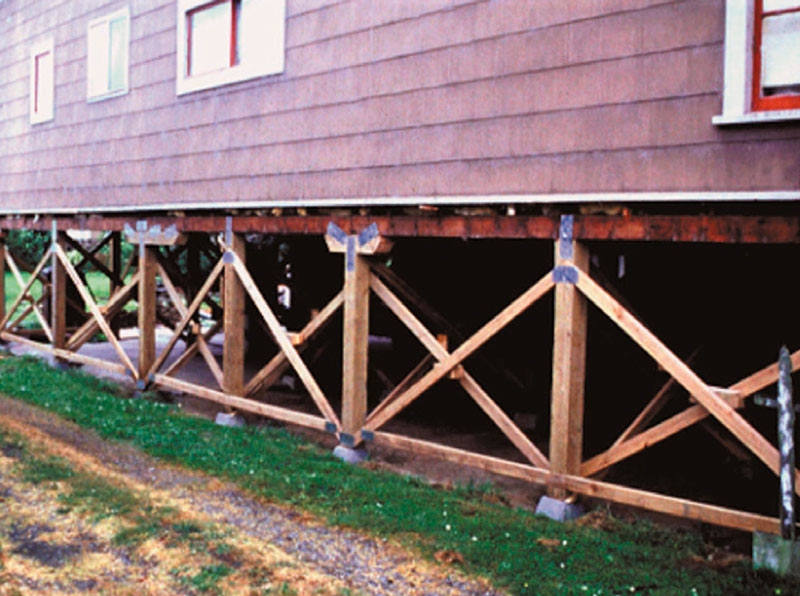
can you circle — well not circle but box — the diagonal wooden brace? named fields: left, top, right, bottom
left=575, top=269, right=800, bottom=492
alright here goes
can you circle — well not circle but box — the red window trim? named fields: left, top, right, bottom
left=185, top=0, right=241, bottom=77
left=752, top=0, right=800, bottom=111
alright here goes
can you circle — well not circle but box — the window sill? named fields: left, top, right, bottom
left=713, top=109, right=800, bottom=125
left=87, top=88, right=129, bottom=103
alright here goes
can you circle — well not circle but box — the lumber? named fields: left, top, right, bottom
left=369, top=273, right=550, bottom=468
left=0, top=250, right=51, bottom=331
left=341, top=240, right=370, bottom=436
left=51, top=235, right=67, bottom=350
left=153, top=373, right=331, bottom=432
left=0, top=237, right=5, bottom=324
left=227, top=249, right=341, bottom=429
left=550, top=240, right=589, bottom=497
left=364, top=270, right=554, bottom=433
left=55, top=244, right=137, bottom=379
left=138, top=245, right=158, bottom=381
left=372, top=430, right=788, bottom=534
left=4, top=249, right=53, bottom=342
left=223, top=234, right=246, bottom=397
left=575, top=270, right=800, bottom=491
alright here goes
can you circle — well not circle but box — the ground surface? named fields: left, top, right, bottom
left=0, top=395, right=502, bottom=596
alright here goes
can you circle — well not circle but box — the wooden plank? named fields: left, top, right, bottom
left=342, top=241, right=370, bottom=436
left=372, top=430, right=786, bottom=534
left=153, top=373, right=331, bottom=432
left=54, top=245, right=138, bottom=378
left=245, top=290, right=344, bottom=396
left=228, top=250, right=341, bottom=428
left=575, top=270, right=800, bottom=490
left=63, top=233, right=122, bottom=287
left=145, top=256, right=225, bottom=380
left=223, top=234, right=246, bottom=397
left=612, top=347, right=702, bottom=448
left=51, top=235, right=67, bottom=350
left=730, top=348, right=800, bottom=399
left=550, top=241, right=590, bottom=497
left=0, top=237, right=5, bottom=324
left=157, top=263, right=224, bottom=389
left=65, top=272, right=141, bottom=351
left=163, top=321, right=223, bottom=379
left=138, top=245, right=158, bottom=382
left=368, top=273, right=550, bottom=468
left=367, top=354, right=434, bottom=424
left=0, top=250, right=51, bottom=331
left=364, top=270, right=555, bottom=432
left=4, top=250, right=53, bottom=342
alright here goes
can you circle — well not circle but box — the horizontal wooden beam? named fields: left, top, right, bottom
left=372, top=430, right=788, bottom=535
left=2, top=214, right=800, bottom=243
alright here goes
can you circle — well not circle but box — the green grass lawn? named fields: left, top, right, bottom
left=0, top=355, right=797, bottom=595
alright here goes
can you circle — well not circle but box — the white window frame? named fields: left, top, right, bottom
left=87, top=7, right=131, bottom=102
left=714, top=0, right=800, bottom=124
left=29, top=38, right=55, bottom=125
left=176, top=0, right=286, bottom=96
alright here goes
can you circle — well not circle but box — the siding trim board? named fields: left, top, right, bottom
left=2, top=192, right=800, bottom=217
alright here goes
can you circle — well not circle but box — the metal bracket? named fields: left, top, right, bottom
left=225, top=216, right=233, bottom=247
left=357, top=223, right=379, bottom=247
left=222, top=251, right=235, bottom=264
left=51, top=220, right=58, bottom=250
left=346, top=236, right=356, bottom=272
left=324, top=421, right=338, bottom=434
left=123, top=221, right=185, bottom=246
left=559, top=214, right=574, bottom=261
left=361, top=429, right=374, bottom=442
left=339, top=432, right=355, bottom=448
left=553, top=265, right=579, bottom=284
left=326, top=221, right=347, bottom=245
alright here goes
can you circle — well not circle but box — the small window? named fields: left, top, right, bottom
left=753, top=0, right=800, bottom=110
left=87, top=7, right=130, bottom=101
left=715, top=0, right=800, bottom=124
left=176, top=0, right=286, bottom=95
left=30, top=38, right=54, bottom=124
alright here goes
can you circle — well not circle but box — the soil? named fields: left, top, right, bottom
left=0, top=395, right=503, bottom=596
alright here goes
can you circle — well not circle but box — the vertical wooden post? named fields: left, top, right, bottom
left=138, top=243, right=158, bottom=383
left=0, top=232, right=6, bottom=325
left=223, top=226, right=246, bottom=397
left=109, top=231, right=122, bottom=338
left=52, top=227, right=67, bottom=350
left=341, top=236, right=370, bottom=439
left=550, top=215, right=590, bottom=499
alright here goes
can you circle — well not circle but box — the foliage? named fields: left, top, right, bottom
left=4, top=230, right=50, bottom=267
left=1, top=356, right=799, bottom=595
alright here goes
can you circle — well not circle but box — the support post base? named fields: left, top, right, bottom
left=333, top=445, right=368, bottom=465
left=215, top=412, right=246, bottom=428
left=753, top=532, right=800, bottom=577
left=535, top=495, right=584, bottom=522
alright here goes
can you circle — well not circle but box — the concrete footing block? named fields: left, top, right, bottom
left=753, top=532, right=800, bottom=577
left=215, top=412, right=246, bottom=428
left=535, top=495, right=584, bottom=522
left=333, top=445, right=369, bottom=464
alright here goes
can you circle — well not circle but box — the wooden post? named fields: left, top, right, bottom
left=109, top=231, right=122, bottom=338
left=341, top=235, right=370, bottom=439
left=550, top=215, right=590, bottom=499
left=138, top=243, right=158, bottom=383
left=52, top=227, right=67, bottom=350
left=0, top=232, right=5, bottom=325
left=223, top=227, right=246, bottom=397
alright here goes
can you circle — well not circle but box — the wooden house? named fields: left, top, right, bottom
left=2, top=0, right=800, bottom=533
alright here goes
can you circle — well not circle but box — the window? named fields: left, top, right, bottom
left=753, top=0, right=800, bottom=110
left=30, top=38, right=54, bottom=124
left=87, top=7, right=130, bottom=101
left=715, top=0, right=800, bottom=124
left=176, top=0, right=286, bottom=95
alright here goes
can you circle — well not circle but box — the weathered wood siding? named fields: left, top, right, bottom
left=1, top=0, right=799, bottom=213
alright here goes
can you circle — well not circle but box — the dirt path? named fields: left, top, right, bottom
left=0, top=395, right=503, bottom=595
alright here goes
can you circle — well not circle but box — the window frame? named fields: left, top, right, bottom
left=29, top=38, right=55, bottom=125
left=176, top=0, right=286, bottom=96
left=714, top=0, right=800, bottom=124
left=86, top=6, right=131, bottom=102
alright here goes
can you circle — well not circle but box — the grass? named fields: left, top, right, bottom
left=0, top=355, right=799, bottom=595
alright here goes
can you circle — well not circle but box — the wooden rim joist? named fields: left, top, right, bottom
left=1, top=215, right=799, bottom=535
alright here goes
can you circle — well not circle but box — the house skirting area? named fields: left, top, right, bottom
left=2, top=204, right=800, bottom=534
